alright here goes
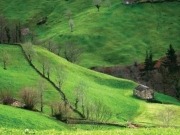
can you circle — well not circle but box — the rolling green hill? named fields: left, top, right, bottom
left=0, top=0, right=180, bottom=133
left=0, top=0, right=179, bottom=67
left=0, top=44, right=179, bottom=131
left=0, top=104, right=66, bottom=130
left=0, top=45, right=61, bottom=114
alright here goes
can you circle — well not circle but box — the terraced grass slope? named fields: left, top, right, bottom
left=1, top=0, right=180, bottom=67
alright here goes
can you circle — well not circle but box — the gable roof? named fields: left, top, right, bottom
left=135, top=84, right=149, bottom=91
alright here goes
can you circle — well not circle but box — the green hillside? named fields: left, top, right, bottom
left=0, top=0, right=179, bottom=67
left=0, top=0, right=180, bottom=133
left=0, top=45, right=61, bottom=114
left=0, top=104, right=66, bottom=130
left=0, top=44, right=179, bottom=130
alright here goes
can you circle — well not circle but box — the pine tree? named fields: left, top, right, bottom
left=144, top=51, right=149, bottom=71
left=144, top=50, right=154, bottom=71
left=163, top=44, right=177, bottom=72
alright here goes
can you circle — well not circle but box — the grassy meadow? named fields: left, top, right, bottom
left=0, top=127, right=180, bottom=135
left=0, top=0, right=179, bottom=67
left=0, top=0, right=180, bottom=134
left=0, top=45, right=180, bottom=130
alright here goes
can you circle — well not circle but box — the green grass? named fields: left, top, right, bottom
left=0, top=104, right=66, bottom=130
left=0, top=0, right=180, bottom=132
left=154, top=92, right=180, bottom=105
left=32, top=46, right=140, bottom=121
left=0, top=127, right=180, bottom=135
left=0, top=45, right=61, bottom=114
left=32, top=45, right=180, bottom=124
left=0, top=44, right=179, bottom=130
left=1, top=0, right=180, bottom=67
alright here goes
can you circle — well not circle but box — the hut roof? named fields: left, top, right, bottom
left=135, top=84, right=149, bottom=91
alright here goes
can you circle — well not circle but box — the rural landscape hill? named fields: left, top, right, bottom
left=0, top=0, right=180, bottom=134
left=1, top=0, right=180, bottom=67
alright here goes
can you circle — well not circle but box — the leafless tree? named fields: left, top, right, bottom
left=1, top=51, right=10, bottom=70
left=55, top=66, right=66, bottom=91
left=38, top=53, right=52, bottom=78
left=0, top=16, right=21, bottom=44
left=22, top=42, right=35, bottom=63
left=85, top=100, right=112, bottom=122
left=64, top=9, right=73, bottom=19
left=74, top=82, right=86, bottom=114
left=37, top=79, right=47, bottom=112
left=46, top=62, right=51, bottom=79
left=69, top=19, right=74, bottom=32
left=93, top=0, right=102, bottom=12
left=0, top=90, right=14, bottom=105
left=64, top=41, right=82, bottom=63
left=0, top=15, right=6, bottom=43
left=20, top=87, right=39, bottom=110
left=50, top=101, right=72, bottom=121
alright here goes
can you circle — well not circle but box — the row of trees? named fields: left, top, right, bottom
left=0, top=16, right=22, bottom=44
left=43, top=41, right=82, bottom=63
left=143, top=44, right=180, bottom=98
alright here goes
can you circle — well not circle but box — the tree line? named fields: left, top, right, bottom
left=0, top=16, right=22, bottom=44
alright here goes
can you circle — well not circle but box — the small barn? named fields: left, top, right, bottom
left=133, top=84, right=154, bottom=100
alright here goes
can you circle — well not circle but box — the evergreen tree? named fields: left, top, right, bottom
left=144, top=50, right=154, bottom=71
left=163, top=44, right=177, bottom=72
left=144, top=51, right=149, bottom=71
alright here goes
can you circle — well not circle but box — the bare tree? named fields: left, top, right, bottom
left=69, top=19, right=74, bottom=32
left=0, top=90, right=14, bottom=105
left=5, top=26, right=11, bottom=43
left=64, top=41, right=82, bottom=63
left=20, top=87, right=39, bottom=110
left=22, top=42, right=35, bottom=63
left=1, top=51, right=10, bottom=70
left=85, top=100, right=112, bottom=122
left=50, top=101, right=72, bottom=121
left=55, top=66, right=66, bottom=91
left=74, top=82, right=86, bottom=114
left=0, top=16, right=6, bottom=43
left=64, top=9, right=73, bottom=20
left=46, top=62, right=51, bottom=79
left=93, top=0, right=102, bottom=12
left=37, top=79, right=47, bottom=112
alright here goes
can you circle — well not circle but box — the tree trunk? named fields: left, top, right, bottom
left=3, top=61, right=7, bottom=70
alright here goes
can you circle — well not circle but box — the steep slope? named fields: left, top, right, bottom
left=32, top=45, right=180, bottom=124
left=0, top=45, right=61, bottom=114
left=0, top=0, right=179, bottom=67
left=0, top=44, right=180, bottom=129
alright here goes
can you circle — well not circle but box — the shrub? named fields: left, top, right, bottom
left=20, top=87, right=39, bottom=110
left=50, top=102, right=72, bottom=121
left=0, top=90, right=14, bottom=105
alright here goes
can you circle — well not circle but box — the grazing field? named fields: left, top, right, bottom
left=0, top=104, right=66, bottom=130
left=0, top=44, right=180, bottom=133
left=0, top=127, right=180, bottom=135
left=0, top=0, right=179, bottom=67
left=0, top=0, right=180, bottom=134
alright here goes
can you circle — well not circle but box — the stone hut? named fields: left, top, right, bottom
left=133, top=84, right=154, bottom=100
